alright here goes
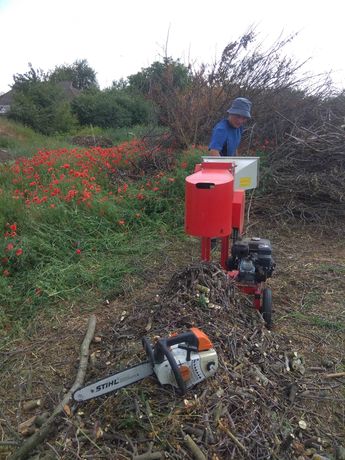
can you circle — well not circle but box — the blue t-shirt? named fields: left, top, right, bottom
left=208, top=119, right=243, bottom=156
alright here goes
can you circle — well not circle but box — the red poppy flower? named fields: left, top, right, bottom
left=6, top=243, right=14, bottom=251
left=15, top=248, right=23, bottom=256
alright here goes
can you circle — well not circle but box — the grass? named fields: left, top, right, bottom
left=301, top=290, right=322, bottom=310
left=318, top=263, right=345, bottom=274
left=0, top=126, right=203, bottom=345
left=287, top=311, right=345, bottom=331
left=73, top=124, right=167, bottom=145
left=0, top=117, right=74, bottom=158
left=0, top=117, right=162, bottom=159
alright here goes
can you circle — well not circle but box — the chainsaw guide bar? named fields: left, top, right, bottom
left=73, top=361, right=153, bottom=402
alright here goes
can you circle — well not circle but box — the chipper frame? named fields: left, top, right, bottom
left=185, top=156, right=275, bottom=328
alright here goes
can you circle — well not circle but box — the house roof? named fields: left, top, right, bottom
left=56, top=81, right=81, bottom=100
left=0, top=91, right=13, bottom=105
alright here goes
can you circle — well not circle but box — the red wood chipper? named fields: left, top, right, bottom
left=185, top=156, right=275, bottom=328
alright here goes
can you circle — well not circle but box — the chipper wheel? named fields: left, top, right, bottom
left=261, top=288, right=272, bottom=329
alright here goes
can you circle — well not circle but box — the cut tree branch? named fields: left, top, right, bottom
left=9, top=314, right=97, bottom=460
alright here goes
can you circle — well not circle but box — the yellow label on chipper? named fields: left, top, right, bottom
left=239, top=177, right=252, bottom=187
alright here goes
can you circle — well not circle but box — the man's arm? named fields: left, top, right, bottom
left=208, top=123, right=226, bottom=156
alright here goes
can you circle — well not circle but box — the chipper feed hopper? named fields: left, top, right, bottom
left=185, top=156, right=275, bottom=328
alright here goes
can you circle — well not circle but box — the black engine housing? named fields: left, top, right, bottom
left=227, top=237, right=275, bottom=283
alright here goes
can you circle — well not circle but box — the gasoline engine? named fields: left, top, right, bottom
left=227, top=237, right=275, bottom=283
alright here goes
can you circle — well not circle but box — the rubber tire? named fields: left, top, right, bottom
left=261, top=288, right=273, bottom=329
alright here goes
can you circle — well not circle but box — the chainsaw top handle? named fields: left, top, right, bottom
left=153, top=328, right=212, bottom=363
left=155, top=339, right=187, bottom=394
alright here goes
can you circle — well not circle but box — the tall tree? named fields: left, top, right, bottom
left=49, top=59, right=98, bottom=90
left=127, top=57, right=191, bottom=96
left=12, top=63, right=48, bottom=91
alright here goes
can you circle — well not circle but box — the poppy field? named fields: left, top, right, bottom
left=0, top=140, right=197, bottom=340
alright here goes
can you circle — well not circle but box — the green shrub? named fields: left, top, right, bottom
left=9, top=81, right=78, bottom=135
left=71, top=88, right=155, bottom=128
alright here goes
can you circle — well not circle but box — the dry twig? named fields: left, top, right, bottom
left=9, top=314, right=96, bottom=460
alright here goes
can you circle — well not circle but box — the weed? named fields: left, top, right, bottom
left=318, top=263, right=345, bottom=274
left=0, top=117, right=160, bottom=159
left=197, top=293, right=209, bottom=309
left=301, top=290, right=322, bottom=310
left=0, top=136, right=195, bottom=344
left=289, top=311, right=345, bottom=331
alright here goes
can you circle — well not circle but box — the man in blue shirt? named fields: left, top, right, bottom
left=208, top=97, right=252, bottom=156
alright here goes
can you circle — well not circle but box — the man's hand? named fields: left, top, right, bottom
left=209, top=149, right=220, bottom=156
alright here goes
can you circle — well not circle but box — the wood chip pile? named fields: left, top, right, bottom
left=37, top=262, right=342, bottom=460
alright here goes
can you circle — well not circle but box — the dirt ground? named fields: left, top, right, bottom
left=0, top=222, right=344, bottom=460
left=0, top=148, right=13, bottom=163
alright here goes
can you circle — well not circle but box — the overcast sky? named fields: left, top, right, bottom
left=1, top=0, right=344, bottom=94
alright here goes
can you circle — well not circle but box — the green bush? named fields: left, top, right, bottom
left=9, top=81, right=78, bottom=135
left=71, top=88, right=155, bottom=128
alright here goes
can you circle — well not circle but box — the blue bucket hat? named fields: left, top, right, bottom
left=227, top=97, right=252, bottom=119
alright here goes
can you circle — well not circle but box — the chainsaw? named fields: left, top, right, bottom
left=73, top=328, right=218, bottom=402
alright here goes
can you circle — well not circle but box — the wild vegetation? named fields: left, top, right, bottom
left=0, top=30, right=344, bottom=460
left=1, top=26, right=344, bottom=345
left=0, top=125, right=201, bottom=339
